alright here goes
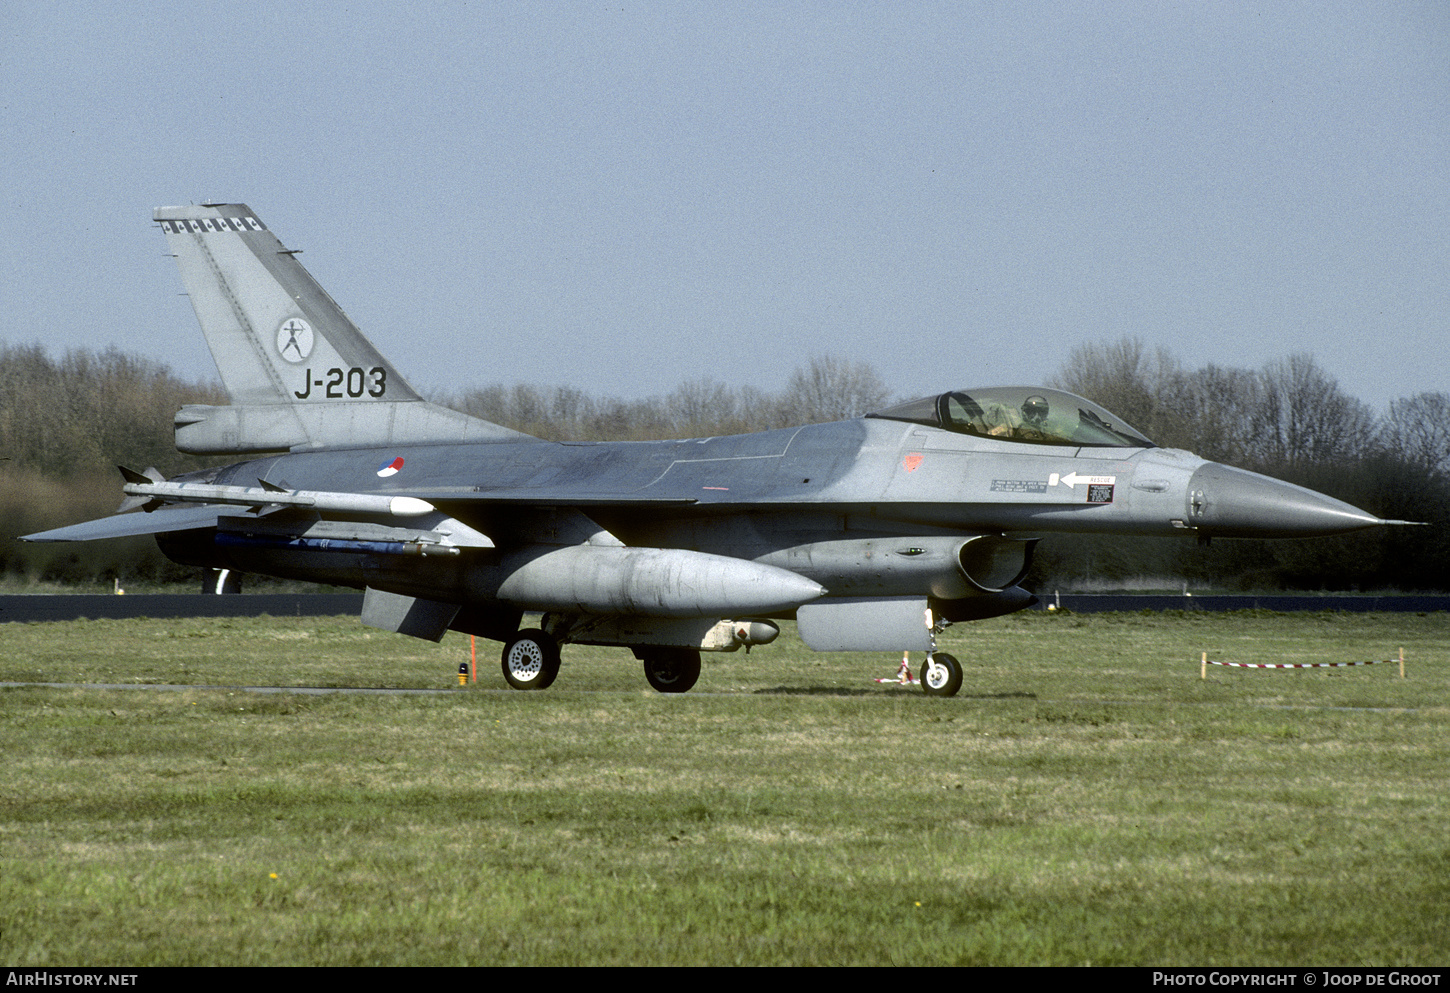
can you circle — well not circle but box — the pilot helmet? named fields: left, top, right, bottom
left=1022, top=394, right=1049, bottom=423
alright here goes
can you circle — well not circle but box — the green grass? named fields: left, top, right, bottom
left=1, top=610, right=1447, bottom=965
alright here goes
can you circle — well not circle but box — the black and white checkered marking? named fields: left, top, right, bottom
left=159, top=216, right=265, bottom=234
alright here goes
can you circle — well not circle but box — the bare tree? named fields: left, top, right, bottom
left=1048, top=337, right=1185, bottom=444
left=1381, top=392, right=1450, bottom=478
left=1248, top=354, right=1376, bottom=470
left=1168, top=363, right=1263, bottom=464
left=778, top=354, right=892, bottom=425
left=669, top=379, right=747, bottom=437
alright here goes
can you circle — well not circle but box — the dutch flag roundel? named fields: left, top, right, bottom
left=377, top=456, right=404, bottom=478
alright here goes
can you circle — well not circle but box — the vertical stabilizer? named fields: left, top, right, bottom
left=157, top=204, right=416, bottom=405
left=155, top=204, right=528, bottom=452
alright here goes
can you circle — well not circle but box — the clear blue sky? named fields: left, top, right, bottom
left=3, top=2, right=1445, bottom=412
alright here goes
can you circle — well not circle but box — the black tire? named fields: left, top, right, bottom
left=640, top=647, right=701, bottom=693
left=921, top=652, right=962, bottom=697
left=500, top=629, right=561, bottom=690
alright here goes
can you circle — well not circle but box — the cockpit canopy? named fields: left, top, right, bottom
left=866, top=387, right=1154, bottom=448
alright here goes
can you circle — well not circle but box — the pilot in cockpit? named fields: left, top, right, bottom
left=1017, top=395, right=1051, bottom=441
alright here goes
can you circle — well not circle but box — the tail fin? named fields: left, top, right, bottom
left=156, top=204, right=527, bottom=453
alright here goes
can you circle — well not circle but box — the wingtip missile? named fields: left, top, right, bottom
left=121, top=478, right=439, bottom=519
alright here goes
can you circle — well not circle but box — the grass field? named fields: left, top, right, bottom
left=2, top=609, right=1446, bottom=966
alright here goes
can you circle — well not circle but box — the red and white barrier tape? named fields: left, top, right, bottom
left=1206, top=659, right=1394, bottom=668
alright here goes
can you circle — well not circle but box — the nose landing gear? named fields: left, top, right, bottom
left=871, top=607, right=963, bottom=697
left=920, top=652, right=962, bottom=697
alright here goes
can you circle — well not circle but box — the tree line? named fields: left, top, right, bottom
left=433, top=353, right=892, bottom=440
left=1041, top=339, right=1449, bottom=592
left=0, top=339, right=1444, bottom=591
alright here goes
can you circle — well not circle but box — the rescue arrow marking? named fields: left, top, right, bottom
left=1048, top=472, right=1116, bottom=489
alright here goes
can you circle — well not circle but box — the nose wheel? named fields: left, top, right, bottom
left=920, top=652, right=962, bottom=697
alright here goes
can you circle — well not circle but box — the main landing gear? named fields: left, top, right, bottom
left=500, top=629, right=561, bottom=690
left=498, top=629, right=702, bottom=694
left=637, top=646, right=702, bottom=694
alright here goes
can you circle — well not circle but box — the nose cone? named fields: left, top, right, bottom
left=1186, top=463, right=1383, bottom=538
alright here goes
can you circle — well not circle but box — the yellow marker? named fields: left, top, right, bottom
left=458, top=662, right=469, bottom=686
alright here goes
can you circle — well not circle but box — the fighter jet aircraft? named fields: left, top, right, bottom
left=23, top=204, right=1397, bottom=696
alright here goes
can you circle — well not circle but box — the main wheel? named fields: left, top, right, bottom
left=501, top=629, right=561, bottom=690
left=640, top=647, right=701, bottom=693
left=921, top=652, right=962, bottom=697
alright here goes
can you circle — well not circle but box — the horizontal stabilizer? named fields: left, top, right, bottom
left=21, top=505, right=227, bottom=543
left=25, top=486, right=495, bottom=549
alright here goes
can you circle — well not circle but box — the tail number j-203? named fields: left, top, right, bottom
left=294, top=367, right=386, bottom=400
